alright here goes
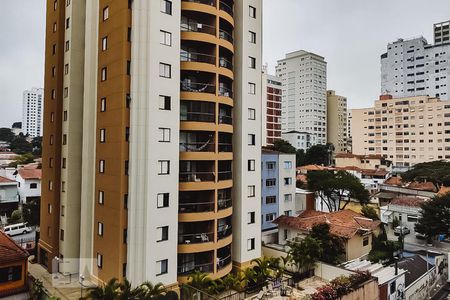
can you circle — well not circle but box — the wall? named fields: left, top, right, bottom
left=0, top=260, right=28, bottom=297
left=278, top=153, right=296, bottom=217
left=346, top=234, right=373, bottom=261
left=261, top=153, right=279, bottom=231
left=340, top=279, right=379, bottom=300
left=16, top=176, right=40, bottom=204
left=0, top=183, right=18, bottom=204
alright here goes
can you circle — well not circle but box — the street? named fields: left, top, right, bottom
left=10, top=228, right=36, bottom=244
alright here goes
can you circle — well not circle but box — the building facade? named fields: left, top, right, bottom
left=351, top=95, right=450, bottom=167
left=276, top=50, right=327, bottom=145
left=381, top=34, right=450, bottom=99
left=327, top=90, right=347, bottom=153
left=281, top=131, right=317, bottom=151
left=434, top=20, right=450, bottom=46
left=39, top=0, right=262, bottom=287
left=22, top=88, right=43, bottom=137
left=347, top=110, right=352, bottom=152
left=261, top=72, right=282, bottom=146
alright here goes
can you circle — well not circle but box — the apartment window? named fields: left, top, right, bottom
left=126, top=94, right=131, bottom=108
left=157, top=193, right=169, bottom=208
left=65, top=17, right=70, bottom=29
left=158, top=160, right=170, bottom=175
left=127, top=27, right=132, bottom=42
left=97, top=253, right=103, bottom=268
left=50, top=112, right=55, bottom=122
left=53, top=0, right=57, bottom=10
left=248, top=212, right=255, bottom=224
left=101, top=67, right=107, bottom=81
left=249, top=56, right=256, bottom=69
left=159, top=63, right=171, bottom=78
left=284, top=194, right=292, bottom=202
left=266, top=161, right=276, bottom=169
left=363, top=237, right=369, bottom=246
left=99, top=160, right=105, bottom=173
left=100, top=129, right=106, bottom=143
left=48, top=204, right=52, bottom=214
left=101, top=36, right=107, bottom=51
left=123, top=229, right=127, bottom=244
left=62, top=158, right=66, bottom=168
left=61, top=205, right=65, bottom=216
left=160, top=30, right=172, bottom=46
left=51, top=89, right=56, bottom=99
left=52, top=44, right=56, bottom=55
left=249, top=31, right=256, bottom=43
left=125, top=127, right=130, bottom=142
left=266, top=213, right=276, bottom=222
left=127, top=60, right=131, bottom=75
left=98, top=222, right=104, bottom=236
left=30, top=183, right=38, bottom=189
left=98, top=190, right=104, bottom=205
left=247, top=238, right=255, bottom=251
left=284, top=210, right=292, bottom=216
left=64, top=87, right=68, bottom=98
left=249, top=5, right=256, bottom=18
left=102, top=6, right=109, bottom=21
left=248, top=134, right=255, bottom=145
left=65, top=40, right=70, bottom=51
left=52, top=67, right=56, bottom=77
left=100, top=98, right=106, bottom=112
left=50, top=135, right=54, bottom=145
left=66, top=0, right=70, bottom=6
left=157, top=226, right=169, bottom=242
left=266, top=179, right=276, bottom=187
left=284, top=177, right=292, bottom=185
left=248, top=185, right=255, bottom=197
left=159, top=128, right=171, bottom=142
left=63, top=110, right=68, bottom=121
left=124, top=194, right=128, bottom=209
left=266, top=196, right=276, bottom=204
left=159, top=95, right=171, bottom=110
left=156, top=259, right=168, bottom=276
left=284, top=161, right=292, bottom=169
left=53, top=22, right=57, bottom=32
left=123, top=263, right=127, bottom=278
left=49, top=158, right=53, bottom=168
left=160, top=0, right=172, bottom=15
left=248, top=159, right=255, bottom=171
left=61, top=181, right=65, bottom=192
left=60, top=229, right=64, bottom=241
left=249, top=82, right=256, bottom=94
left=248, top=108, right=256, bottom=120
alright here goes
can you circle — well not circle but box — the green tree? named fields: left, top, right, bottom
left=310, top=223, right=345, bottom=264
left=307, top=170, right=370, bottom=212
left=401, top=160, right=450, bottom=186
left=0, top=128, right=14, bottom=143
left=304, top=143, right=334, bottom=166
left=9, top=209, right=23, bottom=224
left=10, top=134, right=32, bottom=154
left=268, top=139, right=296, bottom=154
left=187, top=271, right=212, bottom=291
left=415, top=193, right=450, bottom=242
left=361, top=205, right=379, bottom=220
left=8, top=152, right=35, bottom=167
left=140, top=282, right=166, bottom=299
left=287, top=236, right=321, bottom=273
left=32, top=136, right=43, bottom=156
left=296, top=149, right=306, bottom=166
left=118, top=279, right=145, bottom=300
left=22, top=198, right=40, bottom=226
left=86, top=278, right=121, bottom=300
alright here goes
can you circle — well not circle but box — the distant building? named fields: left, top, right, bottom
left=0, top=176, right=18, bottom=216
left=282, top=131, right=317, bottom=151
left=434, top=20, right=450, bottom=46
left=261, top=72, right=282, bottom=146
left=327, top=90, right=348, bottom=153
left=11, top=122, right=22, bottom=136
left=276, top=50, right=327, bottom=144
left=335, top=153, right=390, bottom=170
left=22, top=88, right=43, bottom=137
left=15, top=167, right=41, bottom=204
left=347, top=110, right=353, bottom=152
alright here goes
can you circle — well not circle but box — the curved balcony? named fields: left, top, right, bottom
left=181, top=22, right=216, bottom=36
left=180, top=171, right=215, bottom=183
left=181, top=80, right=216, bottom=94
left=181, top=101, right=215, bottom=123
left=219, top=57, right=233, bottom=71
left=219, top=29, right=233, bottom=43
left=179, top=232, right=214, bottom=244
left=218, top=132, right=232, bottom=152
left=219, top=1, right=233, bottom=17
left=218, top=86, right=233, bottom=98
left=218, top=198, right=232, bottom=210
left=180, top=131, right=215, bottom=153
left=217, top=225, right=232, bottom=240
left=179, top=190, right=215, bottom=213
left=181, top=51, right=216, bottom=65
left=182, top=0, right=216, bottom=6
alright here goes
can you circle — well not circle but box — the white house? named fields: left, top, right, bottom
left=0, top=176, right=18, bottom=216
left=15, top=168, right=41, bottom=204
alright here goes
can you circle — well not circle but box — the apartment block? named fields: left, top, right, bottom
left=327, top=90, right=347, bottom=153
left=351, top=95, right=450, bottom=167
left=347, top=110, right=352, bottom=152
left=276, top=50, right=327, bottom=145
left=281, top=131, right=317, bottom=151
left=22, top=88, right=43, bottom=137
left=261, top=72, right=282, bottom=146
left=39, top=0, right=262, bottom=287
left=434, top=20, right=450, bottom=46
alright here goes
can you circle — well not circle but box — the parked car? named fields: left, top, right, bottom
left=415, top=232, right=427, bottom=239
left=394, top=226, right=410, bottom=235
left=2, top=223, right=32, bottom=236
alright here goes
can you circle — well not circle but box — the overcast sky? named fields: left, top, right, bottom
left=0, top=0, right=449, bottom=127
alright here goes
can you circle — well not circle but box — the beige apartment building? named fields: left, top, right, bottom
left=327, top=90, right=347, bottom=153
left=352, top=95, right=450, bottom=167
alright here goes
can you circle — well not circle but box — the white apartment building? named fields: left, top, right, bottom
left=22, top=88, right=43, bottom=137
left=434, top=20, right=450, bottom=46
left=381, top=36, right=450, bottom=99
left=281, top=131, right=317, bottom=151
left=351, top=95, right=450, bottom=167
left=276, top=50, right=327, bottom=145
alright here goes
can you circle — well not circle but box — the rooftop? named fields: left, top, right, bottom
left=390, top=196, right=427, bottom=208
left=17, top=168, right=42, bottom=180
left=335, top=153, right=383, bottom=160
left=397, top=255, right=431, bottom=287
left=0, top=231, right=29, bottom=264
left=0, top=176, right=15, bottom=184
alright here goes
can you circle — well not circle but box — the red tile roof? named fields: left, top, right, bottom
left=0, top=231, right=29, bottom=264
left=335, top=153, right=383, bottom=160
left=0, top=176, right=15, bottom=183
left=384, top=176, right=403, bottom=186
left=273, top=209, right=380, bottom=239
left=407, top=181, right=437, bottom=192
left=390, top=197, right=427, bottom=207
left=17, top=168, right=41, bottom=180
left=438, top=186, right=450, bottom=196
left=297, top=165, right=329, bottom=171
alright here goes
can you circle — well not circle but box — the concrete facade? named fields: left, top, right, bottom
left=282, top=131, right=317, bottom=151
left=22, top=88, right=43, bottom=137
left=327, top=90, right=348, bottom=153
left=261, top=72, right=282, bottom=146
left=434, top=20, right=450, bottom=46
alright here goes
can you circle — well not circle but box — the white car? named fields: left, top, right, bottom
left=2, top=223, right=32, bottom=236
left=394, top=226, right=410, bottom=235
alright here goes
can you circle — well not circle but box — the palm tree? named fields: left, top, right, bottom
left=140, top=282, right=166, bottom=299
left=251, top=257, right=274, bottom=283
left=187, top=271, right=212, bottom=291
left=119, top=279, right=145, bottom=300
left=86, top=278, right=121, bottom=300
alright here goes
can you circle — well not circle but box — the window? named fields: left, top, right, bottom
left=249, top=5, right=256, bottom=18
left=266, top=161, right=276, bottom=169
left=390, top=281, right=396, bottom=295
left=63, top=110, right=68, bottom=121
left=52, top=44, right=56, bottom=55
left=98, top=191, right=104, bottom=205
left=62, top=157, right=66, bottom=168
left=159, top=95, right=171, bottom=110
left=124, top=194, right=128, bottom=209
left=159, top=63, right=171, bottom=78
left=60, top=229, right=64, bottom=241
left=101, top=67, right=107, bottom=81
left=100, top=98, right=106, bottom=112
left=157, top=193, right=169, bottom=208
left=101, top=36, right=107, bottom=51
left=284, top=177, right=292, bottom=185
left=51, top=89, right=56, bottom=99
left=50, top=135, right=54, bottom=145
left=98, top=222, right=104, bottom=236
left=158, top=160, right=170, bottom=175
left=248, top=134, right=255, bottom=145
left=248, top=108, right=256, bottom=120
left=49, top=158, right=53, bottom=168
left=284, top=161, right=292, bottom=169
left=247, top=185, right=255, bottom=197
left=266, top=179, right=276, bottom=187
left=160, top=30, right=172, bottom=46
left=61, top=205, right=65, bottom=216
left=64, top=87, right=68, bottom=98
left=157, top=226, right=169, bottom=242
left=363, top=237, right=369, bottom=246
left=100, top=129, right=106, bottom=143
left=123, top=263, right=127, bottom=278
left=249, top=56, right=256, bottom=69
left=159, top=128, right=171, bottom=142
left=53, top=22, right=57, bottom=32
left=249, top=82, right=256, bottom=94
left=156, top=259, right=168, bottom=276
left=65, top=17, right=70, bottom=29
left=102, top=6, right=109, bottom=21
left=266, top=196, right=276, bottom=204
left=49, top=180, right=53, bottom=191
left=125, top=160, right=129, bottom=176
left=30, top=183, right=38, bottom=189
left=249, top=31, right=256, bottom=43
left=125, top=127, right=130, bottom=142
left=247, top=238, right=255, bottom=251
left=53, top=0, right=57, bottom=10
left=127, top=60, right=131, bottom=75
left=284, top=194, right=292, bottom=202
left=66, top=0, right=70, bottom=6
left=99, top=160, right=105, bottom=173
left=284, top=210, right=292, bottom=216
left=127, top=27, right=132, bottom=42
left=160, top=0, right=172, bottom=15
left=65, top=40, right=70, bottom=51
left=123, top=229, right=127, bottom=244
left=248, top=159, right=255, bottom=171
left=97, top=253, right=103, bottom=268
left=48, top=204, right=52, bottom=214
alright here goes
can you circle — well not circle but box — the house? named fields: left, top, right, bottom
left=0, top=231, right=29, bottom=297
left=295, top=188, right=315, bottom=213
left=0, top=176, right=18, bottom=216
left=381, top=196, right=427, bottom=232
left=0, top=152, right=18, bottom=168
left=15, top=167, right=41, bottom=204
left=334, top=166, right=390, bottom=193
left=335, top=153, right=391, bottom=170
left=273, top=209, right=381, bottom=261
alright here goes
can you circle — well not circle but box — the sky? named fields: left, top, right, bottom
left=0, top=0, right=450, bottom=127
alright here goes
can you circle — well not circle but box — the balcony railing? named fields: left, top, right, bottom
left=218, top=86, right=233, bottom=98
left=179, top=232, right=214, bottom=244
left=180, top=141, right=215, bottom=152
left=218, top=171, right=232, bottom=181
left=181, top=22, right=216, bottom=36
left=180, top=172, right=215, bottom=182
left=219, top=1, right=233, bottom=16
left=219, top=30, right=233, bottom=43
left=181, top=52, right=216, bottom=65
left=218, top=198, right=232, bottom=210
left=219, top=115, right=232, bottom=125
left=217, top=225, right=232, bottom=240
left=181, top=81, right=216, bottom=94
left=217, top=255, right=232, bottom=270
left=182, top=0, right=216, bottom=6
left=181, top=111, right=215, bottom=123
left=219, top=57, right=233, bottom=70
left=179, top=201, right=215, bottom=213
left=178, top=262, right=214, bottom=276
left=218, top=143, right=232, bottom=152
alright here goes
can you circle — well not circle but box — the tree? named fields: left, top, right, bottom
left=296, top=149, right=306, bottom=167
left=10, top=134, right=32, bottom=154
left=401, top=161, right=450, bottom=186
left=8, top=152, right=35, bottom=167
left=0, top=128, right=14, bottom=143
left=187, top=271, right=212, bottom=291
left=307, top=170, right=370, bottom=212
left=86, top=278, right=121, bottom=300
left=361, top=205, right=379, bottom=220
left=9, top=209, right=23, bottom=224
left=32, top=136, right=43, bottom=156
left=141, top=282, right=166, bottom=299
left=118, top=279, right=145, bottom=300
left=310, top=223, right=345, bottom=265
left=304, top=143, right=334, bottom=166
left=268, top=139, right=296, bottom=154
left=22, top=198, right=40, bottom=226
left=287, top=236, right=321, bottom=273
left=415, top=193, right=450, bottom=242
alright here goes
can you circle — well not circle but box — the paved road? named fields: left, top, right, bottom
left=10, top=229, right=36, bottom=243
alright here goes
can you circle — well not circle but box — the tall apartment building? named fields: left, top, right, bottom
left=39, top=0, right=262, bottom=287
left=347, top=110, right=352, bottom=152
left=351, top=95, right=450, bottom=167
left=381, top=34, right=450, bottom=99
left=276, top=50, right=327, bottom=145
left=326, top=90, right=347, bottom=153
left=261, top=72, right=282, bottom=146
left=22, top=88, right=43, bottom=137
left=434, top=20, right=450, bottom=46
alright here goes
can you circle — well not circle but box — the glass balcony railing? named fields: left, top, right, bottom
left=219, top=1, right=233, bottom=16
left=218, top=143, right=232, bottom=152
left=181, top=81, right=216, bottom=94
left=218, top=86, right=233, bottom=98
left=181, top=52, right=216, bottom=65
left=180, top=141, right=215, bottom=152
left=180, top=172, right=215, bottom=182
left=181, top=111, right=215, bottom=123
left=179, top=201, right=215, bottom=213
left=217, top=225, right=232, bottom=240
left=218, top=198, right=232, bottom=210
left=178, top=232, right=214, bottom=244
left=219, top=115, right=233, bottom=125
left=219, top=30, right=233, bottom=43
left=217, top=255, right=232, bottom=270
left=178, top=262, right=214, bottom=276
left=181, top=22, right=216, bottom=36
left=182, top=0, right=216, bottom=6
left=219, top=57, right=233, bottom=70
left=218, top=171, right=232, bottom=181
